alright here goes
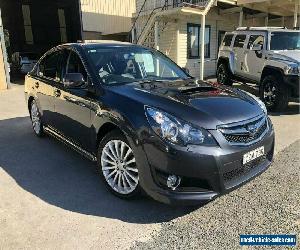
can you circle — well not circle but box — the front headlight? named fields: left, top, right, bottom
left=145, top=107, right=216, bottom=146
left=284, top=64, right=299, bottom=75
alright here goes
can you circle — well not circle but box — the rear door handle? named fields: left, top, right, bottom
left=54, top=89, right=61, bottom=97
left=35, top=82, right=39, bottom=88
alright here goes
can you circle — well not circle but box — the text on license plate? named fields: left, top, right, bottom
left=243, top=146, right=264, bottom=165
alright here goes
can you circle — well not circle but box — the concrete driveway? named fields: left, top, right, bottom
left=0, top=84, right=299, bottom=249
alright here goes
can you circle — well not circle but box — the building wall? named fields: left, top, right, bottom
left=81, top=0, right=136, bottom=36
left=0, top=9, right=8, bottom=89
left=159, top=22, right=178, bottom=62
left=144, top=6, right=297, bottom=79
left=0, top=39, right=7, bottom=89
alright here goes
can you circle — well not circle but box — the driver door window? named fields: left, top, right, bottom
left=244, top=34, right=265, bottom=81
left=247, top=35, right=264, bottom=50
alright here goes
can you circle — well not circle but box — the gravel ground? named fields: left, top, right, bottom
left=132, top=140, right=300, bottom=250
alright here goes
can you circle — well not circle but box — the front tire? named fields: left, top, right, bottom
left=260, top=75, right=289, bottom=112
left=217, top=63, right=233, bottom=86
left=97, top=130, right=141, bottom=199
left=30, top=100, right=44, bottom=137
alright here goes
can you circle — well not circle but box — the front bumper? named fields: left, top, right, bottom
left=132, top=125, right=275, bottom=205
left=283, top=75, right=300, bottom=101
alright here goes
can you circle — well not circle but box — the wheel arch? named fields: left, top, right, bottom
left=260, top=66, right=284, bottom=83
left=217, top=56, right=234, bottom=74
left=96, top=122, right=123, bottom=147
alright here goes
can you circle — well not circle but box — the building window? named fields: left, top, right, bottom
left=58, top=9, right=67, bottom=43
left=22, top=5, right=34, bottom=44
left=187, top=23, right=210, bottom=59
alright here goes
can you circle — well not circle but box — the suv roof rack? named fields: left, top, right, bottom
left=236, top=27, right=287, bottom=31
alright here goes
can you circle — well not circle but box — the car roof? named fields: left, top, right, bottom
left=61, top=40, right=140, bottom=50
left=226, top=27, right=299, bottom=34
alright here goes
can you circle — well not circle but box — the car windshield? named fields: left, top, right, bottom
left=85, top=46, right=189, bottom=85
left=270, top=32, right=300, bottom=50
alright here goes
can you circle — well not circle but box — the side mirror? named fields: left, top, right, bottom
left=64, top=73, right=85, bottom=88
left=251, top=44, right=262, bottom=51
left=182, top=67, right=190, bottom=74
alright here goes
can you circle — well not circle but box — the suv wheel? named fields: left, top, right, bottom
left=30, top=100, right=44, bottom=137
left=260, top=75, right=288, bottom=112
left=97, top=130, right=141, bottom=199
left=217, top=63, right=233, bottom=86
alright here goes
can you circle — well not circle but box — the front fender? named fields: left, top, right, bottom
left=90, top=98, right=147, bottom=153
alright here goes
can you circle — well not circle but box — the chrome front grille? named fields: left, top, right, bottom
left=218, top=115, right=269, bottom=146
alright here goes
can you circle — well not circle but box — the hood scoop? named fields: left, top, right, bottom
left=179, top=86, right=218, bottom=95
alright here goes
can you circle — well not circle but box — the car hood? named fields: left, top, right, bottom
left=108, top=79, right=263, bottom=129
left=270, top=50, right=300, bottom=63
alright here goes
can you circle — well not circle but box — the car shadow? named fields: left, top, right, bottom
left=233, top=82, right=300, bottom=116
left=0, top=117, right=197, bottom=224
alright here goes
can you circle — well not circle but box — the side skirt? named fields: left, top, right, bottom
left=44, top=126, right=97, bottom=162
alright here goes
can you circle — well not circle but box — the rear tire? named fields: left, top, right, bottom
left=260, top=75, right=289, bottom=112
left=217, top=63, right=233, bottom=86
left=97, top=130, right=141, bottom=199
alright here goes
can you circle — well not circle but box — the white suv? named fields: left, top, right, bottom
left=217, top=27, right=300, bottom=112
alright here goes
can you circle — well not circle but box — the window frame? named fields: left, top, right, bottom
left=38, top=50, right=63, bottom=82
left=187, top=23, right=211, bottom=59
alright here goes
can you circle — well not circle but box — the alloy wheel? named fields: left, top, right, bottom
left=263, top=82, right=277, bottom=107
left=218, top=65, right=227, bottom=84
left=31, top=101, right=42, bottom=135
left=101, top=140, right=139, bottom=195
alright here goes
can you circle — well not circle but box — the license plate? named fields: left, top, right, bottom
left=243, top=146, right=264, bottom=165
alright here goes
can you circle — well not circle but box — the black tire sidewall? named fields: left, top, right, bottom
left=217, top=63, right=233, bottom=86
left=260, top=75, right=289, bottom=112
left=97, top=130, right=141, bottom=199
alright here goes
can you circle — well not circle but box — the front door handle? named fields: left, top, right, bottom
left=35, top=82, right=39, bottom=89
left=54, top=89, right=61, bottom=97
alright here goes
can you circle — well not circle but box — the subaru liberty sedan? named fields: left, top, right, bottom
left=25, top=41, right=274, bottom=205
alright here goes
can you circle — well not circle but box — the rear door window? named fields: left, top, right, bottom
left=233, top=35, right=246, bottom=48
left=222, top=34, right=234, bottom=47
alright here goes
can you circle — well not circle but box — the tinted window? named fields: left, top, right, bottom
left=233, top=35, right=246, bottom=48
left=222, top=34, right=233, bottom=47
left=67, top=51, right=87, bottom=81
left=270, top=32, right=300, bottom=50
left=39, top=51, right=62, bottom=80
left=187, top=24, right=211, bottom=58
left=247, top=35, right=264, bottom=49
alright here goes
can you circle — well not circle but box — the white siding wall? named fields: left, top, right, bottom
left=159, top=22, right=178, bottom=62
left=81, top=0, right=136, bottom=35
left=176, top=7, right=240, bottom=78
